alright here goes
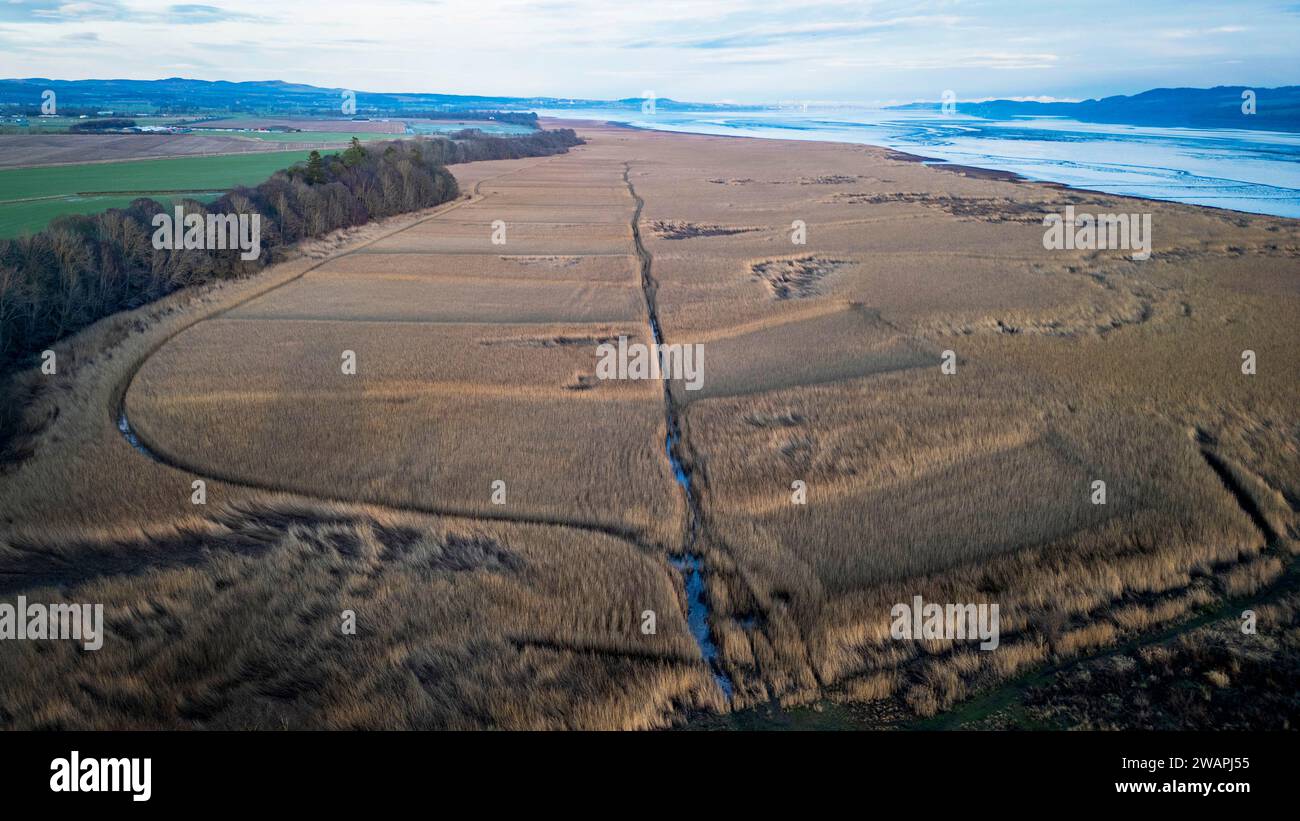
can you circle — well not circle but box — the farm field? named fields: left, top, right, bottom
left=0, top=149, right=327, bottom=200
left=0, top=123, right=1296, bottom=730
left=0, top=149, right=332, bottom=237
left=0, top=192, right=223, bottom=239
left=189, top=117, right=536, bottom=137
left=190, top=117, right=408, bottom=134
left=188, top=116, right=533, bottom=137
left=0, top=133, right=310, bottom=168
left=227, top=131, right=394, bottom=143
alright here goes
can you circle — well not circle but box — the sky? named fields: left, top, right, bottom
left=0, top=0, right=1297, bottom=104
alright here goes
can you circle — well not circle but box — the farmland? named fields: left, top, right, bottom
left=0, top=133, right=304, bottom=168
left=0, top=123, right=1296, bottom=729
left=189, top=117, right=535, bottom=136
left=190, top=118, right=409, bottom=134
left=224, top=131, right=394, bottom=143
left=0, top=149, right=332, bottom=238
left=0, top=192, right=224, bottom=240
left=0, top=114, right=542, bottom=237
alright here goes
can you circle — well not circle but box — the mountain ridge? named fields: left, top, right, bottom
left=888, top=85, right=1300, bottom=131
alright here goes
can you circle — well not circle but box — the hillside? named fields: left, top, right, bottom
left=890, top=86, right=1300, bottom=131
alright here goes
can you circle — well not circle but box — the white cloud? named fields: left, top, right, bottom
left=0, top=0, right=1293, bottom=102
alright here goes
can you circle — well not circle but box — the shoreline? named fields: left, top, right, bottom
left=541, top=115, right=1300, bottom=222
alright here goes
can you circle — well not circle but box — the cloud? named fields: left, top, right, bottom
left=0, top=0, right=1294, bottom=103
left=823, top=51, right=1060, bottom=71
left=0, top=0, right=132, bottom=22
left=167, top=4, right=260, bottom=23
left=0, top=0, right=259, bottom=24
left=626, top=15, right=960, bottom=50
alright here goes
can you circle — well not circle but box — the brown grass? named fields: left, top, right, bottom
left=608, top=125, right=1299, bottom=714
left=0, top=500, right=721, bottom=729
left=1, top=123, right=1297, bottom=729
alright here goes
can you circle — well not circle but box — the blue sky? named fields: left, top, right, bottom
left=0, top=0, right=1297, bottom=103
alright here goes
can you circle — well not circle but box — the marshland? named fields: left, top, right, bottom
left=0, top=119, right=1296, bottom=730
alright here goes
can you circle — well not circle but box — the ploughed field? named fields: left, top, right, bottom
left=1, top=125, right=1297, bottom=728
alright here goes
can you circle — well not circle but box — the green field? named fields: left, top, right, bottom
left=0, top=193, right=225, bottom=239
left=0, top=150, right=328, bottom=238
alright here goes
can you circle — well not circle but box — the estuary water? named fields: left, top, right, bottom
left=540, top=107, right=1300, bottom=219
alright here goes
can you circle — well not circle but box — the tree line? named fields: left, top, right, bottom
left=0, top=129, right=583, bottom=376
left=405, top=110, right=539, bottom=127
left=68, top=118, right=138, bottom=133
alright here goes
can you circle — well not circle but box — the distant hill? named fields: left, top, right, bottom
left=0, top=77, right=743, bottom=116
left=8, top=79, right=1294, bottom=130
left=889, top=86, right=1300, bottom=131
